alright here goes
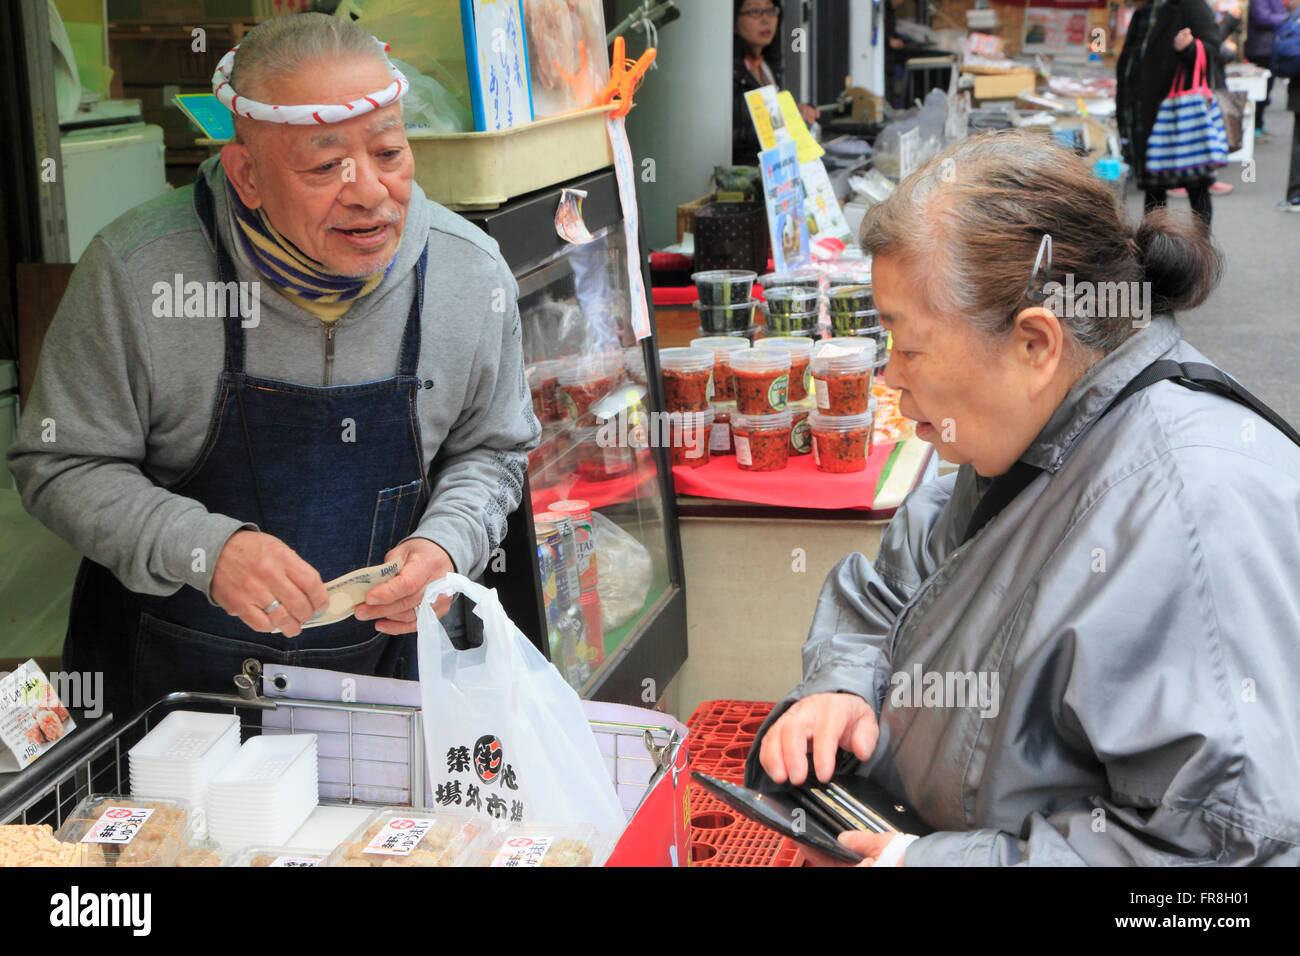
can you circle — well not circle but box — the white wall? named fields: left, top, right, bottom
left=848, top=0, right=885, bottom=98
left=614, top=0, right=732, bottom=250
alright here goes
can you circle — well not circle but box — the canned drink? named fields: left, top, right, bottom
left=535, top=510, right=580, bottom=607
left=548, top=499, right=597, bottom=595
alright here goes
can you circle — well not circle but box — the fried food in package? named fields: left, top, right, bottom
left=325, top=810, right=485, bottom=868
left=54, top=795, right=196, bottom=867
left=464, top=824, right=604, bottom=867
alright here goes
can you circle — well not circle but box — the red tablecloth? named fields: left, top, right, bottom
left=671, top=442, right=896, bottom=510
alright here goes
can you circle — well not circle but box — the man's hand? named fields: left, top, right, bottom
left=1174, top=27, right=1194, bottom=51
left=758, top=692, right=879, bottom=786
left=353, top=538, right=455, bottom=634
left=798, top=102, right=821, bottom=125
left=211, top=530, right=328, bottom=638
left=803, top=831, right=905, bottom=867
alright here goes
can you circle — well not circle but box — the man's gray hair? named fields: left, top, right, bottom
left=229, top=12, right=390, bottom=102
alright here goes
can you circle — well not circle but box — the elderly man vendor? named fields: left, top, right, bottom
left=8, top=14, right=540, bottom=716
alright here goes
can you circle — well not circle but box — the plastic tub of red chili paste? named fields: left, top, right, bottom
left=787, top=398, right=814, bottom=456
left=668, top=410, right=714, bottom=469
left=659, top=347, right=714, bottom=412
left=811, top=339, right=876, bottom=415
left=730, top=348, right=791, bottom=415
left=731, top=410, right=792, bottom=472
left=809, top=410, right=874, bottom=473
left=754, top=337, right=813, bottom=403
left=558, top=358, right=616, bottom=420
left=690, top=336, right=750, bottom=403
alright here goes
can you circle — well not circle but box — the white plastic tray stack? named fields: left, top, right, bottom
left=129, top=711, right=241, bottom=811
left=207, top=734, right=319, bottom=848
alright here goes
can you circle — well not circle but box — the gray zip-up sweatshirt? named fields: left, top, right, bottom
left=8, top=157, right=541, bottom=600
left=746, top=316, right=1300, bottom=865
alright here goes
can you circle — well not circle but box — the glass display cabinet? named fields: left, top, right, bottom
left=462, top=169, right=687, bottom=706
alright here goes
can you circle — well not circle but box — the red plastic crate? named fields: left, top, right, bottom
left=686, top=700, right=803, bottom=867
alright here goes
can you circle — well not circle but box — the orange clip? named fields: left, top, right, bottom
left=600, top=35, right=657, bottom=119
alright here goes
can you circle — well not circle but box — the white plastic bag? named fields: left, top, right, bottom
left=417, top=574, right=626, bottom=853
left=591, top=511, right=651, bottom=631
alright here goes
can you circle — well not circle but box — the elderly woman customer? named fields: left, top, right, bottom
left=745, top=129, right=1300, bottom=866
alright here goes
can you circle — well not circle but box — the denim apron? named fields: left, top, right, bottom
left=63, top=176, right=430, bottom=718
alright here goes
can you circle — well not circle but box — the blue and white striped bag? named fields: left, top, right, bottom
left=1145, top=40, right=1228, bottom=183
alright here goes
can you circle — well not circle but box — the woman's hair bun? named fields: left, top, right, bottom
left=1133, top=206, right=1222, bottom=314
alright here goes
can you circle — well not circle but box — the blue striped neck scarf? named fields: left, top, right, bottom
left=226, top=181, right=394, bottom=322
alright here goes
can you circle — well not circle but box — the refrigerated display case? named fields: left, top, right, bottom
left=460, top=169, right=687, bottom=706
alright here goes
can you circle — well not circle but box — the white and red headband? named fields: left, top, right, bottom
left=212, top=35, right=408, bottom=125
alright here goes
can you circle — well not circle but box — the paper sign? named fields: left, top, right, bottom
left=607, top=114, right=651, bottom=341
left=777, top=91, right=825, bottom=163
left=461, top=0, right=534, bottom=131
left=744, top=86, right=784, bottom=154
left=759, top=141, right=808, bottom=272
left=0, top=660, right=77, bottom=772
left=364, top=817, right=437, bottom=856
left=798, top=160, right=855, bottom=247
left=81, top=806, right=154, bottom=845
left=491, top=835, right=553, bottom=867
left=899, top=127, right=920, bottom=182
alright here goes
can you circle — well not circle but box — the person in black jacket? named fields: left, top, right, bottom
left=1116, top=0, right=1226, bottom=225
left=1284, top=70, right=1300, bottom=211
left=732, top=0, right=819, bottom=165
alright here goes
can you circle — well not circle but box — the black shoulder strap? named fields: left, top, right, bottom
left=961, top=359, right=1300, bottom=544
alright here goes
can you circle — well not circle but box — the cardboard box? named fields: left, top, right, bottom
left=964, top=68, right=1036, bottom=101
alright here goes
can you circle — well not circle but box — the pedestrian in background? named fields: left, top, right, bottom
left=1245, top=0, right=1291, bottom=136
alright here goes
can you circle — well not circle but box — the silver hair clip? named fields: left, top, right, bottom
left=1025, top=233, right=1052, bottom=304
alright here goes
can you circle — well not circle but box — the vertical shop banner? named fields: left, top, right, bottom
left=460, top=0, right=535, bottom=131
left=759, top=142, right=808, bottom=272
left=606, top=115, right=652, bottom=341
left=0, top=660, right=76, bottom=771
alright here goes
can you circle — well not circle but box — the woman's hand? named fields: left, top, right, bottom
left=758, top=692, right=879, bottom=786
left=798, top=102, right=820, bottom=125
left=1174, top=27, right=1194, bottom=51
left=802, top=831, right=905, bottom=867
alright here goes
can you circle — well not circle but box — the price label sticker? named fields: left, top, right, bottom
left=364, top=817, right=436, bottom=857
left=82, top=806, right=154, bottom=845
left=491, top=835, right=553, bottom=868
left=735, top=436, right=753, bottom=468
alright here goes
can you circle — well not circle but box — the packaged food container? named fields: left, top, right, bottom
left=763, top=286, right=821, bottom=316
left=129, top=710, right=240, bottom=809
left=829, top=308, right=880, bottom=334
left=696, top=324, right=761, bottom=345
left=811, top=339, right=877, bottom=415
left=690, top=336, right=750, bottom=402
left=788, top=398, right=815, bottom=455
left=841, top=322, right=888, bottom=353
left=55, top=795, right=197, bottom=867
left=526, top=359, right=565, bottom=424
left=695, top=299, right=757, bottom=334
left=224, top=845, right=325, bottom=867
left=461, top=823, right=606, bottom=867
left=710, top=401, right=736, bottom=456
left=810, top=410, right=876, bottom=473
left=754, top=337, right=814, bottom=402
left=326, top=808, right=485, bottom=867
left=758, top=268, right=822, bottom=294
left=174, top=839, right=226, bottom=867
left=730, top=348, right=791, bottom=415
left=732, top=410, right=793, bottom=472
left=558, top=358, right=617, bottom=421
left=827, top=266, right=871, bottom=288
left=668, top=409, right=714, bottom=468
left=659, top=347, right=714, bottom=412
left=621, top=346, right=646, bottom=385
left=762, top=305, right=820, bottom=336
left=827, top=283, right=874, bottom=316
left=573, top=425, right=635, bottom=481
left=692, top=268, right=757, bottom=307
